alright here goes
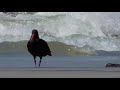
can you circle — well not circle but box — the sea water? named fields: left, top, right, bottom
left=0, top=12, right=120, bottom=69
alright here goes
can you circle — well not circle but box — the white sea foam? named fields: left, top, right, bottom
left=0, top=12, right=120, bottom=51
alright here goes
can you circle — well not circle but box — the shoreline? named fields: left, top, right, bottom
left=0, top=70, right=120, bottom=78
left=0, top=67, right=120, bottom=78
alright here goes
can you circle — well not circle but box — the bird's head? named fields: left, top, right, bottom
left=30, top=29, right=39, bottom=42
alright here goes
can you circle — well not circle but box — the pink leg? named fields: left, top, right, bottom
left=39, top=59, right=42, bottom=67
left=33, top=56, right=36, bottom=67
left=34, top=59, right=36, bottom=67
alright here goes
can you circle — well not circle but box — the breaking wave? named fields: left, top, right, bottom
left=1, top=12, right=120, bottom=56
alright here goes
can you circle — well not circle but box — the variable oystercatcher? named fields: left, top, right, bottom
left=27, top=29, right=52, bottom=67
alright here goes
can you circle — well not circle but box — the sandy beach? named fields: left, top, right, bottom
left=0, top=55, right=120, bottom=78
left=1, top=71, right=120, bottom=78
left=0, top=67, right=120, bottom=78
left=1, top=12, right=120, bottom=78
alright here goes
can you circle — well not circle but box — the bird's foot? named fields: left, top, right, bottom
left=34, top=64, right=37, bottom=67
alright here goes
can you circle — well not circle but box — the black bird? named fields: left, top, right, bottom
left=27, top=29, right=52, bottom=67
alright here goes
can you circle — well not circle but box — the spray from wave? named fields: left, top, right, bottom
left=1, top=12, right=120, bottom=56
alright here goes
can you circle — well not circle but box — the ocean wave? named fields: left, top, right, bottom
left=0, top=41, right=96, bottom=56
left=0, top=12, right=120, bottom=52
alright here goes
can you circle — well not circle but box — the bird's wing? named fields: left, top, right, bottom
left=38, top=39, right=51, bottom=52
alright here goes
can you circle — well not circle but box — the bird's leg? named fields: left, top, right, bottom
left=34, top=60, right=36, bottom=67
left=39, top=57, right=42, bottom=67
left=33, top=56, right=36, bottom=67
left=39, top=59, right=41, bottom=67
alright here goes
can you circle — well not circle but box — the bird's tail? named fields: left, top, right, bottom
left=49, top=53, right=52, bottom=56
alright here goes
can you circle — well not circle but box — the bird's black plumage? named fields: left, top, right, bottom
left=27, top=29, right=52, bottom=67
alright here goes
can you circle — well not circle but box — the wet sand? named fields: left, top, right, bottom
left=0, top=55, right=120, bottom=78
left=1, top=71, right=120, bottom=78
left=0, top=67, right=120, bottom=78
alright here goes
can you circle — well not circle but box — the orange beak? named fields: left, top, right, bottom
left=30, top=34, right=35, bottom=41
